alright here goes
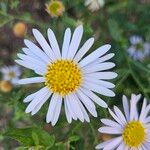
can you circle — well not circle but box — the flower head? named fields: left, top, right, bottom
left=0, top=80, right=12, bottom=92
left=15, top=25, right=117, bottom=126
left=85, top=0, right=105, bottom=12
left=46, top=0, right=65, bottom=18
left=13, top=22, right=27, bottom=38
left=0, top=65, right=21, bottom=85
left=127, top=35, right=150, bottom=61
left=96, top=94, right=150, bottom=150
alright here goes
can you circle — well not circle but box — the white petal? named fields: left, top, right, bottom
left=84, top=71, right=118, bottom=79
left=82, top=81, right=115, bottom=97
left=79, top=44, right=111, bottom=67
left=24, top=39, right=52, bottom=62
left=140, top=144, right=147, bottom=150
left=143, top=116, right=150, bottom=124
left=15, top=59, right=45, bottom=75
left=75, top=96, right=90, bottom=122
left=79, top=87, right=107, bottom=108
left=65, top=96, right=77, bottom=120
left=98, top=126, right=122, bottom=134
left=113, top=106, right=127, bottom=125
left=130, top=94, right=141, bottom=121
left=122, top=95, right=130, bottom=121
left=64, top=98, right=72, bottom=123
left=82, top=62, right=116, bottom=73
left=47, top=28, right=61, bottom=59
left=143, top=142, right=150, bottom=150
left=11, top=78, right=19, bottom=85
left=46, top=93, right=59, bottom=123
left=32, top=29, right=56, bottom=60
left=31, top=92, right=51, bottom=115
left=51, top=97, right=62, bottom=126
left=22, top=48, right=46, bottom=63
left=1, top=67, right=9, bottom=74
left=62, top=28, right=71, bottom=59
left=108, top=108, right=124, bottom=126
left=139, top=98, right=147, bottom=122
left=23, top=91, right=39, bottom=103
left=67, top=25, right=83, bottom=59
left=76, top=90, right=97, bottom=117
left=103, top=136, right=122, bottom=150
left=84, top=53, right=115, bottom=68
left=25, top=87, right=49, bottom=113
left=84, top=76, right=115, bottom=89
left=116, top=142, right=126, bottom=150
left=101, top=119, right=122, bottom=129
left=67, top=94, right=84, bottom=122
left=18, top=77, right=45, bottom=85
left=96, top=139, right=114, bottom=149
left=73, top=38, right=94, bottom=62
left=17, top=53, right=47, bottom=67
left=140, top=104, right=150, bottom=122
left=97, top=53, right=115, bottom=63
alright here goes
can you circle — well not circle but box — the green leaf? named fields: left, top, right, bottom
left=62, top=15, right=76, bottom=27
left=0, top=2, right=7, bottom=13
left=52, top=142, right=66, bottom=150
left=10, top=0, right=20, bottom=9
left=68, top=135, right=80, bottom=143
left=4, top=128, right=34, bottom=146
left=32, top=131, right=39, bottom=146
left=4, top=127, right=55, bottom=147
left=108, top=19, right=123, bottom=41
left=15, top=147, right=28, bottom=150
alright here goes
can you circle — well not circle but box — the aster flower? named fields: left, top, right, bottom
left=127, top=35, right=150, bottom=61
left=46, top=0, right=65, bottom=18
left=96, top=94, right=150, bottom=150
left=1, top=65, right=21, bottom=85
left=85, top=0, right=105, bottom=12
left=0, top=80, right=12, bottom=92
left=13, top=22, right=27, bottom=38
left=15, top=25, right=117, bottom=126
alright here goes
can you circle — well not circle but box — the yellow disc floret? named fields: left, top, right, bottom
left=46, top=0, right=65, bottom=18
left=0, top=80, right=12, bottom=93
left=123, top=121, right=145, bottom=147
left=13, top=22, right=27, bottom=38
left=45, top=60, right=82, bottom=96
left=8, top=71, right=16, bottom=79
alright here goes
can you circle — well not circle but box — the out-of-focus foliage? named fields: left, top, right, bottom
left=0, top=0, right=150, bottom=149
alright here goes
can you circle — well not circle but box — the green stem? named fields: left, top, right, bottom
left=124, top=49, right=149, bottom=99
left=89, top=123, right=98, bottom=144
left=115, top=70, right=130, bottom=90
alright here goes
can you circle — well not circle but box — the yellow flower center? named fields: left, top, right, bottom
left=0, top=80, right=12, bottom=93
left=46, top=0, right=65, bottom=17
left=8, top=72, right=16, bottom=79
left=45, top=60, right=82, bottom=96
left=123, top=121, right=145, bottom=147
left=13, top=22, right=26, bottom=37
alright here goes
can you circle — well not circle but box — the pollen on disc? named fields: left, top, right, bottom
left=45, top=60, right=82, bottom=96
left=123, top=121, right=145, bottom=147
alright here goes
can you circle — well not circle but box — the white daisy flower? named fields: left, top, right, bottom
left=96, top=94, right=150, bottom=150
left=0, top=65, right=21, bottom=85
left=85, top=0, right=105, bottom=12
left=127, top=35, right=150, bottom=61
left=15, top=25, right=117, bottom=126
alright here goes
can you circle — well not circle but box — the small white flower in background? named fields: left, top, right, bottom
left=96, top=94, right=150, bottom=150
left=15, top=25, right=117, bottom=126
left=127, top=35, right=150, bottom=61
left=0, top=65, right=21, bottom=85
left=85, top=0, right=105, bottom=12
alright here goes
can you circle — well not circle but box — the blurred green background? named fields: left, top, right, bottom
left=0, top=0, right=150, bottom=149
